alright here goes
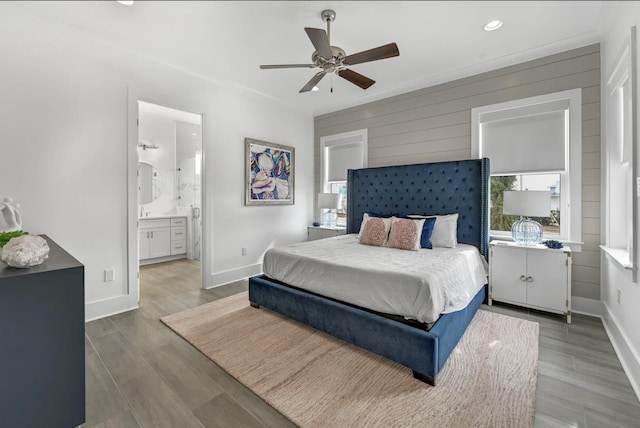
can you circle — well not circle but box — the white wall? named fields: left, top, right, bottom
left=598, top=0, right=640, bottom=399
left=0, top=7, right=313, bottom=320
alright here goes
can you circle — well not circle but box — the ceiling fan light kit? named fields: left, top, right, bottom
left=260, top=9, right=400, bottom=93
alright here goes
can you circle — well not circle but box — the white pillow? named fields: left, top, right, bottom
left=430, top=214, right=458, bottom=248
left=358, top=213, right=392, bottom=246
left=387, top=216, right=425, bottom=251
left=407, top=213, right=458, bottom=248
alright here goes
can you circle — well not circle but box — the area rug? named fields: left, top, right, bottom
left=161, top=292, right=539, bottom=427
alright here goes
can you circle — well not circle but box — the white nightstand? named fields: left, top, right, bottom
left=308, top=225, right=346, bottom=241
left=489, top=240, right=572, bottom=323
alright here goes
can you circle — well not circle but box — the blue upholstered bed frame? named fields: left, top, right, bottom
left=249, top=158, right=490, bottom=385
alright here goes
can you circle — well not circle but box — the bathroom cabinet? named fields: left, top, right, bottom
left=139, top=218, right=171, bottom=259
left=170, top=217, right=187, bottom=255
left=0, top=235, right=85, bottom=427
left=139, top=216, right=187, bottom=264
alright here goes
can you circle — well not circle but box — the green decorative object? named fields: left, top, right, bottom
left=0, top=230, right=28, bottom=248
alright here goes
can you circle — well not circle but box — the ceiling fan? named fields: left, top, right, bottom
left=260, top=9, right=400, bottom=93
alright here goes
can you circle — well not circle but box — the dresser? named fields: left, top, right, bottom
left=0, top=235, right=85, bottom=427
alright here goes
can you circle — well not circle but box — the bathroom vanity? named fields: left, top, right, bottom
left=139, top=215, right=187, bottom=264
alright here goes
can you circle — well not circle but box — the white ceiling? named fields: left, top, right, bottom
left=5, top=1, right=603, bottom=116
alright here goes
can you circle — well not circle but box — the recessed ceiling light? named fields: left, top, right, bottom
left=116, top=1, right=134, bottom=5
left=483, top=20, right=503, bottom=32
left=311, top=86, right=320, bottom=92
left=191, top=133, right=197, bottom=136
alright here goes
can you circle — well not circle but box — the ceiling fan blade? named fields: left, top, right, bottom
left=299, top=71, right=326, bottom=93
left=343, top=43, right=399, bottom=66
left=304, top=27, right=332, bottom=59
left=338, top=68, right=376, bottom=90
left=260, top=64, right=316, bottom=69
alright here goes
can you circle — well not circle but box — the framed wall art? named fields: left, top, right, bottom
left=245, top=138, right=295, bottom=205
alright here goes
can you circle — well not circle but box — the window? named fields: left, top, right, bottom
left=330, top=182, right=348, bottom=222
left=472, top=89, right=582, bottom=245
left=320, top=129, right=367, bottom=226
left=491, top=173, right=561, bottom=236
left=604, top=31, right=636, bottom=270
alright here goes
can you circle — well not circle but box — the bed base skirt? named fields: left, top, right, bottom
left=248, top=275, right=486, bottom=385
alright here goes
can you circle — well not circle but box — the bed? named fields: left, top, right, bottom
left=249, top=158, right=490, bottom=385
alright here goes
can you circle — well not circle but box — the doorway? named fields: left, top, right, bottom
left=137, top=101, right=204, bottom=297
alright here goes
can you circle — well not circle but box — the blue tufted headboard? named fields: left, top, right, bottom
left=347, top=159, right=490, bottom=259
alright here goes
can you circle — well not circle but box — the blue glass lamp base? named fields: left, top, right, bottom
left=512, top=218, right=543, bottom=245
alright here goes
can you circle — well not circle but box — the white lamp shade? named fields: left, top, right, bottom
left=503, top=191, right=550, bottom=217
left=318, top=193, right=341, bottom=210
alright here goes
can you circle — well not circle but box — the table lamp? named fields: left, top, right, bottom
left=318, top=193, right=341, bottom=227
left=503, top=190, right=551, bottom=245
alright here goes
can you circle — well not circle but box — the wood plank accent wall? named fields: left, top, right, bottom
left=314, top=44, right=601, bottom=300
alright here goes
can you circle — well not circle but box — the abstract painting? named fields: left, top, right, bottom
left=245, top=138, right=294, bottom=205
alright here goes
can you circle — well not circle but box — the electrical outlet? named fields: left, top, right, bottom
left=104, top=269, right=115, bottom=282
left=242, top=247, right=248, bottom=256
left=617, top=288, right=621, bottom=304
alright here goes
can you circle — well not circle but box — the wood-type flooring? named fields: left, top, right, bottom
left=83, top=259, right=640, bottom=427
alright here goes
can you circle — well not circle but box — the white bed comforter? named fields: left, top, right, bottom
left=262, top=234, right=488, bottom=324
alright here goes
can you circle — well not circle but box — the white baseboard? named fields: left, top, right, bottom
left=571, top=296, right=604, bottom=317
left=139, top=254, right=186, bottom=266
left=85, top=263, right=263, bottom=321
left=205, top=263, right=263, bottom=289
left=601, top=302, right=640, bottom=401
left=85, top=294, right=138, bottom=322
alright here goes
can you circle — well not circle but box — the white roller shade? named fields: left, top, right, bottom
left=327, top=142, right=364, bottom=182
left=481, top=110, right=567, bottom=175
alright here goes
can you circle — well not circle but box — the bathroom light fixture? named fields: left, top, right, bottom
left=138, top=140, right=159, bottom=150
left=116, top=1, right=134, bottom=5
left=311, top=86, right=320, bottom=92
left=483, top=19, right=503, bottom=31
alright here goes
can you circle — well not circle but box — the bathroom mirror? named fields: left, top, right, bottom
left=139, top=161, right=163, bottom=204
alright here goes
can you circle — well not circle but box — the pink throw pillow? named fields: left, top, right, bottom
left=360, top=218, right=389, bottom=246
left=388, top=218, right=424, bottom=251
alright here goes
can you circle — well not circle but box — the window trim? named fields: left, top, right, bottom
left=471, top=89, right=582, bottom=249
left=602, top=27, right=637, bottom=279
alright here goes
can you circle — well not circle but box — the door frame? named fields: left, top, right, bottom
left=127, top=89, right=206, bottom=305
